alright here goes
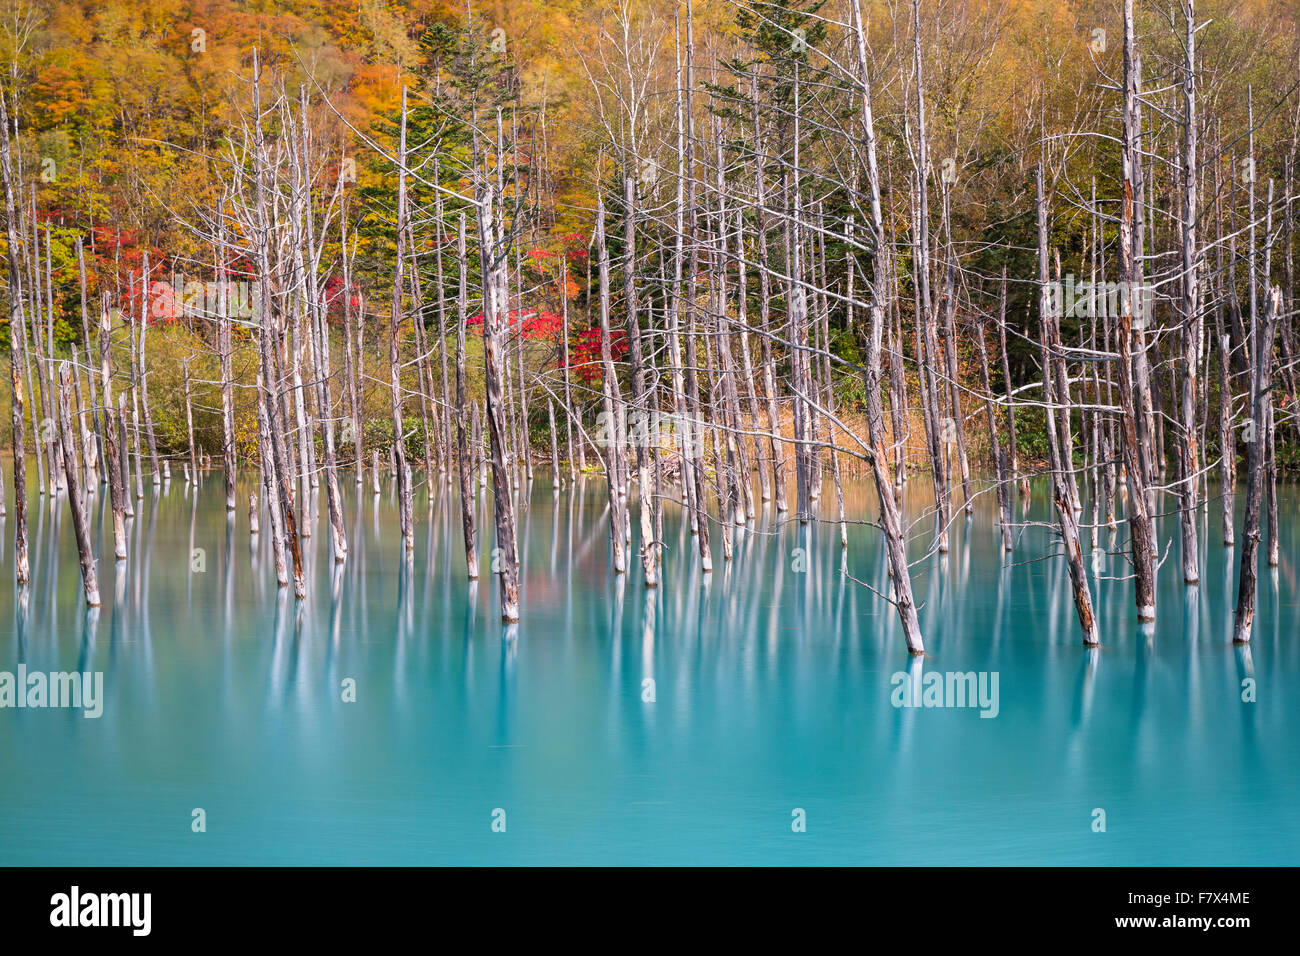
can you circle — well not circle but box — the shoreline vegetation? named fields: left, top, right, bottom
left=0, top=0, right=1296, bottom=655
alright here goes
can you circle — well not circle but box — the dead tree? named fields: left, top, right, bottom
left=908, top=0, right=951, bottom=553
left=976, top=301, right=1013, bottom=552
left=217, top=209, right=237, bottom=511
left=250, top=50, right=305, bottom=598
left=1118, top=0, right=1158, bottom=623
left=1040, top=246, right=1099, bottom=646
left=623, top=176, right=658, bottom=586
left=1233, top=286, right=1281, bottom=644
left=475, top=177, right=522, bottom=621
left=137, top=253, right=162, bottom=486
left=455, top=213, right=479, bottom=579
left=851, top=0, right=924, bottom=653
left=0, top=88, right=30, bottom=583
left=1176, top=0, right=1202, bottom=584
left=595, top=196, right=628, bottom=575
left=389, top=88, right=415, bottom=554
left=99, top=297, right=127, bottom=559
left=58, top=363, right=100, bottom=606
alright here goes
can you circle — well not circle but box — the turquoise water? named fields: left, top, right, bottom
left=0, top=469, right=1296, bottom=865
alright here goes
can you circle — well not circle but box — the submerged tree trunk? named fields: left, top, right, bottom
left=251, top=51, right=305, bottom=599
left=217, top=217, right=237, bottom=511
left=138, top=253, right=162, bottom=486
left=1233, top=286, right=1281, bottom=644
left=455, top=214, right=479, bottom=580
left=751, top=72, right=785, bottom=513
left=99, top=298, right=127, bottom=559
left=1041, top=282, right=1098, bottom=646
left=58, top=363, right=100, bottom=606
left=851, top=0, right=924, bottom=653
left=306, top=141, right=348, bottom=561
left=1177, top=0, right=1202, bottom=585
left=476, top=179, right=521, bottom=621
left=976, top=306, right=1013, bottom=552
left=75, top=238, right=104, bottom=485
left=0, top=89, right=30, bottom=584
left=623, top=177, right=658, bottom=586
left=595, top=196, right=628, bottom=575
left=389, top=88, right=414, bottom=555
left=1118, top=0, right=1158, bottom=623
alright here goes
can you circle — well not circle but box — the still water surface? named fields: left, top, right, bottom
left=0, top=471, right=1296, bottom=864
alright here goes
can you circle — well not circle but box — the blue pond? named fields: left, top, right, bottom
left=0, top=471, right=1296, bottom=865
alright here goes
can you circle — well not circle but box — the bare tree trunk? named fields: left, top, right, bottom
left=786, top=168, right=813, bottom=526
left=1177, top=1, right=1202, bottom=584
left=560, top=256, right=576, bottom=484
left=455, top=214, right=479, bottom=579
left=98, top=297, right=126, bottom=559
left=389, top=88, right=414, bottom=554
left=939, top=201, right=973, bottom=515
left=1216, top=301, right=1236, bottom=545
left=887, top=246, right=909, bottom=488
left=435, top=193, right=453, bottom=479
left=75, top=238, right=105, bottom=484
left=1265, top=399, right=1278, bottom=567
left=20, top=196, right=44, bottom=501
left=57, top=363, right=100, bottom=606
left=251, top=50, right=304, bottom=598
left=70, top=345, right=90, bottom=488
left=718, top=137, right=752, bottom=525
left=735, top=209, right=768, bottom=508
left=623, top=176, right=658, bottom=586
left=137, top=252, right=161, bottom=486
left=476, top=177, right=522, bottom=621
left=750, top=72, right=785, bottom=512
left=183, top=357, right=196, bottom=481
left=128, top=261, right=146, bottom=501
left=29, top=226, right=56, bottom=496
left=302, top=120, right=348, bottom=561
left=42, top=227, right=65, bottom=494
left=118, top=391, right=134, bottom=519
left=409, top=247, right=437, bottom=487
left=595, top=196, right=628, bottom=575
left=342, top=209, right=364, bottom=484
left=977, top=278, right=1013, bottom=552
left=910, top=0, right=951, bottom=554
left=1119, top=0, right=1158, bottom=623
left=682, top=6, right=712, bottom=570
left=0, top=89, right=30, bottom=583
left=851, top=0, right=924, bottom=653
left=217, top=215, right=237, bottom=510
left=1042, top=315, right=1099, bottom=646
left=513, top=244, right=532, bottom=484
left=548, top=400, right=560, bottom=491
left=996, top=283, right=1024, bottom=501
left=1037, top=174, right=1098, bottom=644
left=1233, top=286, right=1280, bottom=643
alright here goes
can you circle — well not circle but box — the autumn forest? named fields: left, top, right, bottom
left=1, top=0, right=1298, bottom=651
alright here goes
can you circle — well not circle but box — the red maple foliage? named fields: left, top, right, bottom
left=322, top=274, right=363, bottom=319
left=463, top=309, right=626, bottom=386
left=466, top=308, right=564, bottom=340
left=567, top=327, right=627, bottom=385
